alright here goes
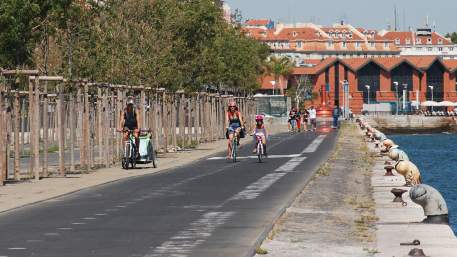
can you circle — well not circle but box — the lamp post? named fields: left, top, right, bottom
left=428, top=85, right=434, bottom=112
left=365, top=84, right=371, bottom=105
left=402, top=83, right=408, bottom=113
left=270, top=80, right=276, bottom=96
left=393, top=81, right=399, bottom=115
left=341, top=80, right=349, bottom=119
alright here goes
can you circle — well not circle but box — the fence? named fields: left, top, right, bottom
left=0, top=71, right=256, bottom=185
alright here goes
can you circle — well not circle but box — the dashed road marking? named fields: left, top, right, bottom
left=71, top=222, right=86, bottom=225
left=95, top=213, right=107, bottom=216
left=43, top=233, right=60, bottom=236
left=230, top=173, right=287, bottom=200
left=146, top=212, right=234, bottom=257
left=275, top=157, right=307, bottom=172
left=7, top=247, right=26, bottom=250
left=207, top=154, right=300, bottom=160
left=301, top=135, right=326, bottom=153
left=82, top=217, right=96, bottom=220
left=57, top=228, right=73, bottom=230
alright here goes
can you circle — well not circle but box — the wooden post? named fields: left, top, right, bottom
left=21, top=98, right=25, bottom=155
left=0, top=85, right=6, bottom=185
left=186, top=97, right=192, bottom=146
left=195, top=94, right=200, bottom=143
left=82, top=82, right=90, bottom=172
left=154, top=93, right=160, bottom=152
left=172, top=94, right=177, bottom=151
left=140, top=89, right=146, bottom=129
left=14, top=91, right=20, bottom=180
left=42, top=81, right=49, bottom=177
left=179, top=93, right=185, bottom=148
left=97, top=87, right=103, bottom=165
left=69, top=88, right=75, bottom=172
left=116, top=88, right=122, bottom=160
left=33, top=77, right=40, bottom=180
left=103, top=87, right=109, bottom=167
left=57, top=83, right=65, bottom=176
left=28, top=79, right=34, bottom=176
left=162, top=92, right=168, bottom=152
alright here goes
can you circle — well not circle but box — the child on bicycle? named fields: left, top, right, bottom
left=252, top=114, right=267, bottom=155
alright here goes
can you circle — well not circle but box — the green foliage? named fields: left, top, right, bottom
left=0, top=0, right=268, bottom=93
left=445, top=32, right=457, bottom=44
left=263, top=56, right=294, bottom=94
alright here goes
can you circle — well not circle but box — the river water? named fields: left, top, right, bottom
left=389, top=133, right=457, bottom=234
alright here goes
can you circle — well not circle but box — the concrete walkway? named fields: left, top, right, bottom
left=0, top=138, right=244, bottom=213
left=368, top=142, right=457, bottom=257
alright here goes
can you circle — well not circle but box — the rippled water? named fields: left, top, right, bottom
left=389, top=133, right=457, bottom=234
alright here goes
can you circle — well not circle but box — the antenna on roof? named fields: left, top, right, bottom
left=394, top=5, right=398, bottom=31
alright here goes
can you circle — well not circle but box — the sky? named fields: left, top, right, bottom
left=224, top=0, right=457, bottom=34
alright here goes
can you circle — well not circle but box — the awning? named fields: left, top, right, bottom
left=420, top=101, right=438, bottom=106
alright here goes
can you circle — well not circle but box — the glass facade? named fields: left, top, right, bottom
left=357, top=62, right=380, bottom=103
left=426, top=62, right=445, bottom=101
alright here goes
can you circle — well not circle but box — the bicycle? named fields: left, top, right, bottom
left=120, top=129, right=137, bottom=170
left=254, top=134, right=265, bottom=163
left=231, top=135, right=238, bottom=162
left=289, top=118, right=297, bottom=133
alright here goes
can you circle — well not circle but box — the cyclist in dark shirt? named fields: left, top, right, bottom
left=119, top=100, right=141, bottom=157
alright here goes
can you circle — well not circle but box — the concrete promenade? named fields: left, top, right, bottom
left=368, top=141, right=457, bottom=257
left=255, top=121, right=457, bottom=257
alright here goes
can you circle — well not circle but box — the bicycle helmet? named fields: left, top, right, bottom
left=255, top=114, right=264, bottom=121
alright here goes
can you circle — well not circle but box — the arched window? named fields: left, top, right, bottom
left=426, top=62, right=445, bottom=101
left=358, top=62, right=381, bottom=103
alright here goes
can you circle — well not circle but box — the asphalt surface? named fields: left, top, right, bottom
left=0, top=121, right=337, bottom=257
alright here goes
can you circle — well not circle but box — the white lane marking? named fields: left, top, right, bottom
left=230, top=173, right=286, bottom=200
left=207, top=154, right=300, bottom=160
left=71, top=222, right=86, bottom=225
left=301, top=135, right=326, bottom=153
left=115, top=205, right=127, bottom=208
left=43, top=233, right=60, bottom=236
left=95, top=213, right=107, bottom=216
left=105, top=209, right=119, bottom=212
left=26, top=240, right=42, bottom=243
left=8, top=247, right=26, bottom=250
left=56, top=228, right=73, bottom=230
left=82, top=217, right=96, bottom=220
left=275, top=157, right=307, bottom=172
left=146, top=212, right=235, bottom=257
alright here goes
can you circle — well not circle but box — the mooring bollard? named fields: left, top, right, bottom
left=384, top=165, right=395, bottom=176
left=410, top=184, right=449, bottom=224
left=407, top=248, right=427, bottom=257
left=391, top=188, right=408, bottom=206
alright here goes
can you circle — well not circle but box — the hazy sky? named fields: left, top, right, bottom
left=225, top=0, right=457, bottom=34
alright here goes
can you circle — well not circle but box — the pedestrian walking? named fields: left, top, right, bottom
left=308, top=106, right=317, bottom=131
left=332, top=105, right=341, bottom=129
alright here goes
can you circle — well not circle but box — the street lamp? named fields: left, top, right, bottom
left=270, top=80, right=276, bottom=96
left=402, top=83, right=408, bottom=113
left=393, top=81, right=399, bottom=115
left=428, top=85, right=434, bottom=112
left=365, top=85, right=371, bottom=105
left=340, top=80, right=349, bottom=119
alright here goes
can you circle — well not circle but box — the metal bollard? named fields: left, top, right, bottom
left=410, top=184, right=449, bottom=224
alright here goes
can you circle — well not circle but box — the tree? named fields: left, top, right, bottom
left=263, top=56, right=294, bottom=95
left=445, top=32, right=457, bottom=44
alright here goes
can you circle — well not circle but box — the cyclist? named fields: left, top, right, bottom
left=225, top=100, right=244, bottom=159
left=252, top=114, right=267, bottom=155
left=288, top=107, right=298, bottom=132
left=119, top=99, right=141, bottom=158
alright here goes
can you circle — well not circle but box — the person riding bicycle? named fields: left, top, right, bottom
left=119, top=99, right=140, bottom=158
left=226, top=100, right=244, bottom=159
left=288, top=107, right=299, bottom=131
left=252, top=114, right=267, bottom=156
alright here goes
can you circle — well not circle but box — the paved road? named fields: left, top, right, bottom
left=0, top=122, right=337, bottom=257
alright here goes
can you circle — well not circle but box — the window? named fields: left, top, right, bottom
left=416, top=38, right=422, bottom=44
left=327, top=40, right=333, bottom=47
left=364, top=54, right=368, bottom=58
left=384, top=42, right=389, bottom=48
left=438, top=38, right=443, bottom=44
left=450, top=47, right=454, bottom=51
left=427, top=38, right=432, bottom=44
left=416, top=47, right=423, bottom=51
left=427, top=47, right=433, bottom=51
left=292, top=31, right=298, bottom=37
left=438, top=47, right=443, bottom=51
left=342, top=41, right=347, bottom=48
left=297, top=41, right=302, bottom=48
left=405, top=39, right=411, bottom=45
left=370, top=41, right=375, bottom=47
left=395, top=38, right=401, bottom=45
left=356, top=42, right=361, bottom=48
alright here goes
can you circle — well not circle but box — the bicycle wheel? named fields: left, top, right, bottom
left=123, top=143, right=131, bottom=170
left=232, top=138, right=237, bottom=163
left=257, top=142, right=262, bottom=163
left=122, top=158, right=129, bottom=169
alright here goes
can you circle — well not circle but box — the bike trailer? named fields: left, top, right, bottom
left=138, top=134, right=154, bottom=163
